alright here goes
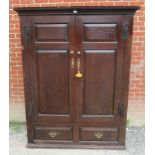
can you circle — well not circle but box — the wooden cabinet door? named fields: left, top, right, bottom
left=28, top=16, right=76, bottom=124
left=76, top=15, right=126, bottom=124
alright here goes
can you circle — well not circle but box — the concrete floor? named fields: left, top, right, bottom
left=9, top=126, right=145, bottom=155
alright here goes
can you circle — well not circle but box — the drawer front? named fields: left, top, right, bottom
left=80, top=127, right=118, bottom=141
left=35, top=127, right=73, bottom=140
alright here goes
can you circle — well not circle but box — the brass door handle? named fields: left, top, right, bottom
left=75, top=58, right=82, bottom=78
left=48, top=131, right=57, bottom=138
left=75, top=71, right=82, bottom=78
left=71, top=57, right=75, bottom=69
left=94, top=132, right=103, bottom=139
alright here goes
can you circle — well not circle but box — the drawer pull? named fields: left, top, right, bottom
left=48, top=131, right=57, bottom=138
left=94, top=132, right=103, bottom=139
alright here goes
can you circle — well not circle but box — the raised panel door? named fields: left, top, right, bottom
left=76, top=15, right=125, bottom=123
left=28, top=16, right=76, bottom=124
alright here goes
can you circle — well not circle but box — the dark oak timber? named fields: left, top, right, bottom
left=14, top=6, right=139, bottom=149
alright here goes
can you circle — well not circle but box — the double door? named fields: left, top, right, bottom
left=25, top=14, right=131, bottom=146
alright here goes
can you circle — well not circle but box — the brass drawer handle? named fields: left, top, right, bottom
left=48, top=131, right=57, bottom=138
left=94, top=132, right=103, bottom=139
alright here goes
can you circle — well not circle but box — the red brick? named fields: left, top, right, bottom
left=63, top=0, right=77, bottom=2
left=135, top=83, right=145, bottom=88
left=132, top=36, right=138, bottom=41
left=78, top=0, right=89, bottom=1
left=128, top=93, right=135, bottom=97
left=84, top=2, right=99, bottom=6
left=135, top=93, right=145, bottom=97
left=99, top=2, right=114, bottom=6
left=10, top=0, right=20, bottom=4
left=139, top=27, right=144, bottom=31
left=138, top=36, right=144, bottom=41
left=114, top=2, right=129, bottom=6
left=133, top=31, right=144, bottom=36
left=10, top=78, right=18, bottom=83
left=20, top=0, right=33, bottom=4
left=49, top=0, right=63, bottom=2
left=130, top=1, right=144, bottom=6
left=132, top=42, right=143, bottom=46
left=133, top=16, right=138, bottom=21
left=130, top=88, right=143, bottom=93
left=56, top=3, right=70, bottom=6
left=10, top=38, right=21, bottom=43
left=35, top=0, right=49, bottom=3
left=136, top=46, right=144, bottom=51
left=9, top=34, right=15, bottom=38
left=139, top=16, right=145, bottom=21
left=40, top=4, right=56, bottom=7
left=69, top=2, right=84, bottom=6
left=136, top=11, right=144, bottom=16
left=133, top=21, right=144, bottom=26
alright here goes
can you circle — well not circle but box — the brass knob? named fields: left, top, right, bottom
left=70, top=51, right=74, bottom=54
left=94, top=132, right=103, bottom=139
left=77, top=51, right=81, bottom=55
left=48, top=131, right=57, bottom=138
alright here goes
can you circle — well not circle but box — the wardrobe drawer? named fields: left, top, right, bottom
left=35, top=127, right=73, bottom=140
left=80, top=127, right=118, bottom=141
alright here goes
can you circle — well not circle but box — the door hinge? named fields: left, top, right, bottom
left=118, top=103, right=124, bottom=116
left=29, top=101, right=34, bottom=115
left=24, top=25, right=30, bottom=42
left=122, top=24, right=129, bottom=39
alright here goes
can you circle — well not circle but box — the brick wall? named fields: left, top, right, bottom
left=9, top=0, right=145, bottom=125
